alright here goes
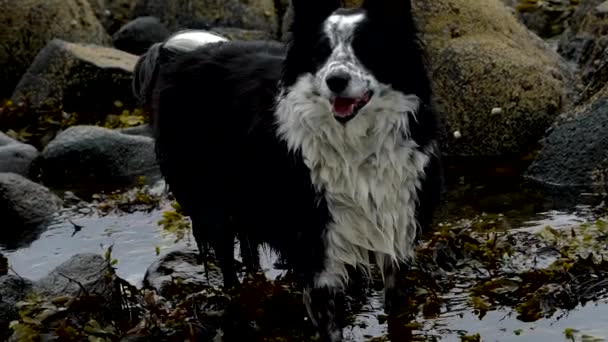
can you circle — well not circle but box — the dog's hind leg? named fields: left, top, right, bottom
left=191, top=215, right=238, bottom=289
left=238, top=234, right=260, bottom=274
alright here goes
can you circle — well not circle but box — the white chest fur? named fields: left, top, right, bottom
left=275, top=75, right=430, bottom=288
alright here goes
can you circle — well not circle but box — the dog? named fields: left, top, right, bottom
left=133, top=0, right=442, bottom=340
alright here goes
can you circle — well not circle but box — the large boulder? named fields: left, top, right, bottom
left=525, top=97, right=608, bottom=191
left=413, top=0, right=578, bottom=157
left=34, top=125, right=159, bottom=189
left=132, top=0, right=279, bottom=37
left=0, top=0, right=110, bottom=97
left=0, top=172, right=62, bottom=229
left=283, top=0, right=578, bottom=157
left=112, top=16, right=170, bottom=55
left=11, top=39, right=138, bottom=119
left=0, top=132, right=38, bottom=177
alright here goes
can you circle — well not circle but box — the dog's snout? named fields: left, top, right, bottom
left=326, top=72, right=351, bottom=94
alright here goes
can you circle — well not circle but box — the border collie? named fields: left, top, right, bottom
left=133, top=0, right=442, bottom=340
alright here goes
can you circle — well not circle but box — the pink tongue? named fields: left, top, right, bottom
left=332, top=97, right=357, bottom=117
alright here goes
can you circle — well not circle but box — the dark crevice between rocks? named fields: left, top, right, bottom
left=273, top=0, right=288, bottom=41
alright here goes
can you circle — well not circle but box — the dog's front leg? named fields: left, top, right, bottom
left=303, top=284, right=344, bottom=342
left=384, top=261, right=416, bottom=342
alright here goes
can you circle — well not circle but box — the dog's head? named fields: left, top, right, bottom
left=281, top=0, right=428, bottom=125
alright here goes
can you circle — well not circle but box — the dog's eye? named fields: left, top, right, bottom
left=312, top=37, right=332, bottom=67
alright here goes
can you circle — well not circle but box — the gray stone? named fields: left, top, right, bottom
left=0, top=172, right=62, bottom=227
left=34, top=253, right=112, bottom=298
left=525, top=98, right=608, bottom=191
left=0, top=274, right=34, bottom=305
left=0, top=132, right=39, bottom=177
left=112, top=16, right=170, bottom=55
left=36, top=125, right=159, bottom=188
left=143, top=250, right=223, bottom=300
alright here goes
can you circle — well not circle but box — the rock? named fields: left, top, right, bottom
left=132, top=0, right=279, bottom=37
left=88, top=0, right=137, bottom=35
left=210, top=27, right=274, bottom=41
left=510, top=0, right=579, bottom=39
left=118, top=123, right=153, bottom=137
left=558, top=0, right=608, bottom=101
left=34, top=253, right=113, bottom=299
left=0, top=132, right=39, bottom=177
left=414, top=0, right=578, bottom=157
left=11, top=39, right=138, bottom=119
left=0, top=302, right=18, bottom=341
left=0, top=274, right=30, bottom=339
left=282, top=1, right=578, bottom=157
left=525, top=97, right=608, bottom=191
left=143, top=250, right=223, bottom=300
left=0, top=275, right=34, bottom=305
left=112, top=16, right=170, bottom=55
left=0, top=0, right=110, bottom=97
left=0, top=172, right=62, bottom=228
left=35, top=125, right=159, bottom=189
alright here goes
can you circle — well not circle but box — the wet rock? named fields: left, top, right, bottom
left=143, top=250, right=223, bottom=300
left=525, top=97, right=608, bottom=191
left=0, top=132, right=38, bottom=177
left=0, top=172, right=62, bottom=228
left=283, top=0, right=578, bottom=157
left=35, top=125, right=159, bottom=189
left=34, top=253, right=113, bottom=299
left=132, top=0, right=279, bottom=37
left=112, top=16, right=170, bottom=55
left=578, top=48, right=608, bottom=102
left=210, top=27, right=274, bottom=41
left=0, top=301, right=18, bottom=341
left=0, top=0, right=110, bottom=97
left=11, top=39, right=138, bottom=119
left=88, top=0, right=137, bottom=35
left=509, top=0, right=579, bottom=39
left=118, top=123, right=153, bottom=137
left=0, top=274, right=34, bottom=305
left=558, top=0, right=608, bottom=95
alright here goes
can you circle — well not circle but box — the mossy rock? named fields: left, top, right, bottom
left=11, top=39, right=138, bottom=124
left=132, top=0, right=279, bottom=37
left=0, top=0, right=110, bottom=97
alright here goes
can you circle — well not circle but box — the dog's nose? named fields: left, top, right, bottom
left=326, top=73, right=351, bottom=94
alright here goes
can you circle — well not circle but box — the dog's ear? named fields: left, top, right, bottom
left=290, top=0, right=342, bottom=30
left=361, top=0, right=411, bottom=22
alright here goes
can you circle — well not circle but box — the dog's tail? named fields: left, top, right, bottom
left=132, top=30, right=229, bottom=108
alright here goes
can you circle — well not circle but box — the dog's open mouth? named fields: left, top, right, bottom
left=331, top=91, right=373, bottom=123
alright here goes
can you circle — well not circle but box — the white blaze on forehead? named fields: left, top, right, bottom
left=164, top=30, right=228, bottom=52
left=323, top=12, right=366, bottom=47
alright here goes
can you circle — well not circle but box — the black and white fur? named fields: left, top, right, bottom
left=134, top=1, right=442, bottom=341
